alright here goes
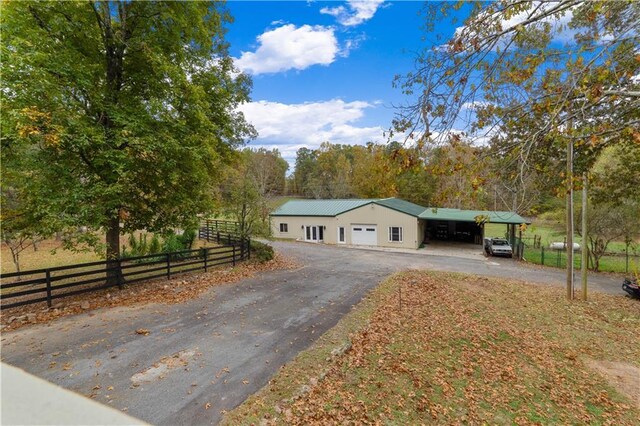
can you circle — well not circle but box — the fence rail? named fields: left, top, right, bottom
left=1, top=223, right=250, bottom=310
left=523, top=245, right=640, bottom=273
left=201, top=219, right=241, bottom=236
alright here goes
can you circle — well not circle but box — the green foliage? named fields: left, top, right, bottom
left=395, top=0, right=639, bottom=208
left=122, top=233, right=150, bottom=258
left=290, top=142, right=439, bottom=206
left=1, top=1, right=255, bottom=259
left=250, top=240, right=274, bottom=263
left=161, top=232, right=185, bottom=255
left=121, top=229, right=198, bottom=259
left=178, top=229, right=197, bottom=250
left=149, top=234, right=161, bottom=255
left=220, top=156, right=262, bottom=238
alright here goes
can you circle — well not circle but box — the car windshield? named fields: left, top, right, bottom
left=493, top=240, right=508, bottom=246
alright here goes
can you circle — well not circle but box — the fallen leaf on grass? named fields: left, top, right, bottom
left=135, top=328, right=150, bottom=336
left=205, top=403, right=211, bottom=410
left=242, top=379, right=249, bottom=384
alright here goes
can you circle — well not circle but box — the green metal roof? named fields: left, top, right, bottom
left=271, top=198, right=529, bottom=224
left=374, top=198, right=427, bottom=217
left=418, top=208, right=529, bottom=224
left=271, top=199, right=376, bottom=217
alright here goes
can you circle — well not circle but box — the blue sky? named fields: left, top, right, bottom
left=224, top=1, right=442, bottom=166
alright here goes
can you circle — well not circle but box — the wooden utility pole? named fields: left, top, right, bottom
left=581, top=173, right=588, bottom=300
left=566, top=134, right=574, bottom=300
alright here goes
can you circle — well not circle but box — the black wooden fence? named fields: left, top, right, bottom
left=201, top=219, right=241, bottom=236
left=1, top=223, right=249, bottom=310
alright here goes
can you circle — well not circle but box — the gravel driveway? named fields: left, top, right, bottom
left=0, top=241, right=626, bottom=425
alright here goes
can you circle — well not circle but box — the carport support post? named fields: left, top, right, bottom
left=509, top=224, right=516, bottom=249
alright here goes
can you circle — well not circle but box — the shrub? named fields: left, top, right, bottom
left=149, top=234, right=161, bottom=254
left=122, top=232, right=150, bottom=258
left=250, top=240, right=274, bottom=263
left=162, top=232, right=184, bottom=253
left=137, top=233, right=148, bottom=255
left=178, top=228, right=197, bottom=250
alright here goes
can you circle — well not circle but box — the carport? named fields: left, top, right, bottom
left=419, top=208, right=529, bottom=248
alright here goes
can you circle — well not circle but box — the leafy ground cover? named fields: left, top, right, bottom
left=225, top=271, right=640, bottom=425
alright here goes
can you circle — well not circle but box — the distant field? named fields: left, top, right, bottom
left=485, top=220, right=639, bottom=273
left=1, top=234, right=212, bottom=274
left=486, top=221, right=636, bottom=254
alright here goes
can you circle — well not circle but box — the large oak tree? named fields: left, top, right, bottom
left=1, top=1, right=255, bottom=263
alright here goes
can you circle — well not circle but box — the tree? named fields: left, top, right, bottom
left=396, top=1, right=639, bottom=158
left=1, top=186, right=39, bottom=275
left=292, top=147, right=318, bottom=197
left=577, top=202, right=639, bottom=272
left=397, top=1, right=638, bottom=296
left=244, top=148, right=288, bottom=198
left=590, top=142, right=640, bottom=206
left=220, top=162, right=261, bottom=239
left=1, top=1, right=255, bottom=267
left=242, top=148, right=288, bottom=234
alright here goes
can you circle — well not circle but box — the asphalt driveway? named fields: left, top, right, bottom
left=0, top=241, right=626, bottom=425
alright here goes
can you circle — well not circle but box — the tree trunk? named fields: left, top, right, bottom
left=105, top=216, right=120, bottom=285
left=10, top=247, right=21, bottom=276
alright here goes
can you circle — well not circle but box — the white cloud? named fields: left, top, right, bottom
left=339, top=33, right=368, bottom=57
left=239, top=99, right=385, bottom=162
left=461, top=100, right=492, bottom=110
left=320, top=0, right=385, bottom=27
left=235, top=24, right=338, bottom=75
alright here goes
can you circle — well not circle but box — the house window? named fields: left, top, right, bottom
left=279, top=223, right=288, bottom=233
left=389, top=227, right=403, bottom=242
left=338, top=227, right=345, bottom=243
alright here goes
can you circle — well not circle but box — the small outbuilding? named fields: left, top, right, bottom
left=271, top=198, right=529, bottom=250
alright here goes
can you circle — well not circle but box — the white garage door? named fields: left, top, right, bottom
left=351, top=225, right=377, bottom=246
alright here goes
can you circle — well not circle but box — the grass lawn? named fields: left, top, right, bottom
left=485, top=220, right=637, bottom=255
left=485, top=221, right=640, bottom=273
left=224, top=271, right=640, bottom=425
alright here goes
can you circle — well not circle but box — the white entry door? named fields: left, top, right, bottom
left=351, top=225, right=377, bottom=246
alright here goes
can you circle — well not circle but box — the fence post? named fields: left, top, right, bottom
left=232, top=245, right=236, bottom=266
left=117, top=258, right=124, bottom=290
left=166, top=253, right=171, bottom=279
left=217, top=231, right=220, bottom=244
left=541, top=246, right=545, bottom=265
left=203, top=247, right=208, bottom=272
left=45, top=269, right=52, bottom=308
left=247, top=238, right=251, bottom=260
left=626, top=246, right=629, bottom=273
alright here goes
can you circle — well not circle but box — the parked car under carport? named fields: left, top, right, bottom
left=484, top=238, right=513, bottom=258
